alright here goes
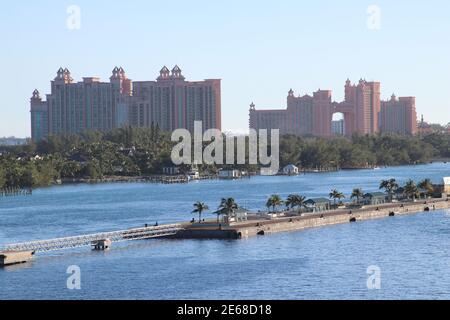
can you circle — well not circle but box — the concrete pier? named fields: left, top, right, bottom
left=179, top=199, right=450, bottom=239
left=2, top=198, right=449, bottom=268
left=0, top=251, right=34, bottom=267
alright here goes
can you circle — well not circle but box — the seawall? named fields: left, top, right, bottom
left=235, top=199, right=450, bottom=238
left=179, top=199, right=450, bottom=240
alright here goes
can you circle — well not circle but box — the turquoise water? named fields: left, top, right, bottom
left=1, top=162, right=450, bottom=299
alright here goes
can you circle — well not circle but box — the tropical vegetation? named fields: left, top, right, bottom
left=215, top=197, right=239, bottom=222
left=379, top=178, right=399, bottom=201
left=285, top=194, right=306, bottom=211
left=418, top=178, right=434, bottom=196
left=329, top=189, right=345, bottom=207
left=266, top=194, right=284, bottom=213
left=404, top=179, right=419, bottom=200
left=192, top=175, right=440, bottom=224
left=350, top=188, right=364, bottom=204
left=2, top=128, right=450, bottom=189
left=192, top=201, right=209, bottom=223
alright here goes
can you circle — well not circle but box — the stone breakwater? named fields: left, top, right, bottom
left=3, top=198, right=449, bottom=267
left=178, top=199, right=450, bottom=240
left=235, top=199, right=450, bottom=238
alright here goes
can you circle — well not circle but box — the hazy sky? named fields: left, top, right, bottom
left=1, top=0, right=449, bottom=137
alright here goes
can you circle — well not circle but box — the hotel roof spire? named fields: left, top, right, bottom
left=171, top=65, right=184, bottom=79
left=111, top=66, right=127, bottom=80
left=54, top=67, right=73, bottom=83
left=158, top=66, right=170, bottom=80
left=31, top=89, right=41, bottom=101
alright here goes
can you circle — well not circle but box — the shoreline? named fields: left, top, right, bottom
left=60, top=174, right=219, bottom=185
left=52, top=161, right=450, bottom=187
left=4, top=161, right=447, bottom=191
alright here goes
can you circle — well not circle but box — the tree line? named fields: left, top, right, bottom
left=279, top=133, right=440, bottom=170
left=189, top=178, right=439, bottom=223
left=1, top=127, right=449, bottom=189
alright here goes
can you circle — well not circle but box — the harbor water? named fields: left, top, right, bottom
left=1, top=162, right=450, bottom=299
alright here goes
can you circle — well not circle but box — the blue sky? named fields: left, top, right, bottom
left=1, top=0, right=449, bottom=137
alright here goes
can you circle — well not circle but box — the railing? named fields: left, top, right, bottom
left=1, top=224, right=183, bottom=253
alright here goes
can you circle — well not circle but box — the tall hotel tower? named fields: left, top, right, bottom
left=30, top=66, right=221, bottom=141
left=343, top=79, right=381, bottom=135
left=379, top=94, right=417, bottom=135
left=128, top=66, right=221, bottom=133
left=250, top=79, right=416, bottom=137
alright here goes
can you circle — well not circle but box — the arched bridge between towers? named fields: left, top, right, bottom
left=331, top=102, right=356, bottom=136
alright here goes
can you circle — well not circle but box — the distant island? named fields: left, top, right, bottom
left=0, top=137, right=28, bottom=146
left=1, top=126, right=450, bottom=190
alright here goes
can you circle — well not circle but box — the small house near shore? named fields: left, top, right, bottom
left=70, top=153, right=89, bottom=165
left=442, top=177, right=450, bottom=197
left=220, top=208, right=248, bottom=224
left=218, top=169, right=242, bottom=179
left=418, top=188, right=430, bottom=199
left=163, top=166, right=181, bottom=175
left=187, top=166, right=200, bottom=180
left=282, top=164, right=299, bottom=175
left=363, top=192, right=386, bottom=205
left=394, top=187, right=406, bottom=200
left=304, top=198, right=331, bottom=212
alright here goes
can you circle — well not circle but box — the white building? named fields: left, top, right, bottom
left=282, top=164, right=299, bottom=175
left=443, top=177, right=450, bottom=196
left=218, top=169, right=242, bottom=179
left=163, top=167, right=181, bottom=175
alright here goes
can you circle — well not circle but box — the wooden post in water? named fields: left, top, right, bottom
left=0, top=187, right=32, bottom=197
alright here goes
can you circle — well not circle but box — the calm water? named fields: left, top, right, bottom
left=1, top=163, right=450, bottom=300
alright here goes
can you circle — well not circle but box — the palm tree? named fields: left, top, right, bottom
left=216, top=197, right=238, bottom=222
left=379, top=178, right=399, bottom=202
left=329, top=189, right=345, bottom=207
left=418, top=178, right=434, bottom=197
left=404, top=179, right=419, bottom=201
left=285, top=194, right=306, bottom=211
left=192, top=201, right=209, bottom=223
left=350, top=188, right=364, bottom=204
left=266, top=194, right=283, bottom=213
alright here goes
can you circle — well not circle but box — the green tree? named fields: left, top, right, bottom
left=329, top=189, right=345, bottom=207
left=19, top=163, right=39, bottom=188
left=84, top=161, right=102, bottom=179
left=0, top=166, right=5, bottom=189
left=192, top=201, right=209, bottom=223
left=379, top=178, right=399, bottom=202
left=285, top=194, right=306, bottom=211
left=34, top=160, right=58, bottom=186
left=418, top=178, right=434, bottom=196
left=350, top=188, right=364, bottom=204
left=216, top=198, right=238, bottom=222
left=60, top=161, right=83, bottom=178
left=266, top=194, right=284, bottom=213
left=404, top=179, right=419, bottom=201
